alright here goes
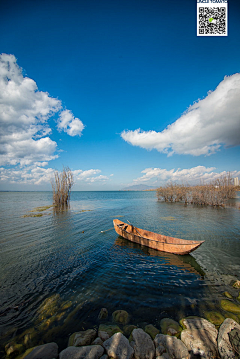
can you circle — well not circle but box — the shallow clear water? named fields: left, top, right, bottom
left=0, top=191, right=240, bottom=354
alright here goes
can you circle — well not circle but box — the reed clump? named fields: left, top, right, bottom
left=51, top=167, right=74, bottom=209
left=157, top=175, right=236, bottom=207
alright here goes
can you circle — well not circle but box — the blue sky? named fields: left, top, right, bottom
left=0, top=0, right=239, bottom=190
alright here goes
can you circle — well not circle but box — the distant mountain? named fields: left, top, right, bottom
left=121, top=184, right=156, bottom=191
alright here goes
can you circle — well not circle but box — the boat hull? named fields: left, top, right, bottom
left=113, top=219, right=204, bottom=255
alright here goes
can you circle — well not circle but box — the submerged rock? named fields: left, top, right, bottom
left=220, top=300, right=240, bottom=314
left=232, top=280, right=240, bottom=289
left=130, top=328, right=155, bottom=359
left=68, top=329, right=97, bottom=347
left=154, top=333, right=189, bottom=359
left=204, top=311, right=225, bottom=327
left=5, top=342, right=24, bottom=357
left=98, top=308, right=108, bottom=320
left=160, top=318, right=182, bottom=337
left=36, top=294, right=60, bottom=321
left=181, top=317, right=218, bottom=358
left=218, top=318, right=240, bottom=359
left=59, top=345, right=104, bottom=359
left=23, top=342, right=58, bottom=359
left=223, top=292, right=233, bottom=299
left=103, top=332, right=134, bottom=359
left=144, top=324, right=159, bottom=339
left=98, top=324, right=122, bottom=337
left=112, top=310, right=129, bottom=325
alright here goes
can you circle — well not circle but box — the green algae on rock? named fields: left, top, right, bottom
left=98, top=324, right=122, bottom=337
left=144, top=324, right=160, bottom=339
left=223, top=291, right=233, bottom=299
left=5, top=342, right=24, bottom=358
left=112, top=310, right=129, bottom=325
left=204, top=311, right=225, bottom=327
left=220, top=300, right=240, bottom=314
left=123, top=325, right=137, bottom=338
left=160, top=318, right=182, bottom=337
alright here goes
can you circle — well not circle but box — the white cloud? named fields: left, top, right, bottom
left=0, top=166, right=111, bottom=186
left=121, top=74, right=240, bottom=156
left=133, top=166, right=240, bottom=185
left=57, top=110, right=84, bottom=136
left=0, top=54, right=85, bottom=167
left=73, top=169, right=109, bottom=183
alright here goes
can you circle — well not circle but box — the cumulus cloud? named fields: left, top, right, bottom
left=0, top=166, right=110, bottom=185
left=0, top=54, right=84, bottom=166
left=133, top=166, right=240, bottom=185
left=57, top=110, right=84, bottom=136
left=121, top=74, right=240, bottom=156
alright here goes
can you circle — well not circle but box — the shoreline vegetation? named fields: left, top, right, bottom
left=157, top=174, right=237, bottom=207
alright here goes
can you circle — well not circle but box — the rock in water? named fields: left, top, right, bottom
left=112, top=310, right=129, bottom=325
left=98, top=324, right=122, bottom=337
left=98, top=308, right=108, bottom=320
left=103, top=332, right=134, bottom=359
left=220, top=300, right=240, bottom=314
left=23, top=342, right=58, bottom=359
left=145, top=324, right=159, bottom=339
left=160, top=318, right=182, bottom=337
left=68, top=329, right=97, bottom=346
left=181, top=317, right=218, bottom=358
left=130, top=328, right=155, bottom=359
left=59, top=345, right=104, bottom=359
left=218, top=318, right=240, bottom=359
left=154, top=333, right=189, bottom=359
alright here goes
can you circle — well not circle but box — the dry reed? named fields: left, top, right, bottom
left=157, top=174, right=236, bottom=207
left=51, top=167, right=74, bottom=209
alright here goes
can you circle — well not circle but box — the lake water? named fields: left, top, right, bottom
left=0, top=191, right=240, bottom=354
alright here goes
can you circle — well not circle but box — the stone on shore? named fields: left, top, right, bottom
left=181, top=317, right=218, bottom=358
left=144, top=324, right=159, bottom=339
left=98, top=330, right=110, bottom=342
left=59, top=345, right=104, bottom=359
left=218, top=318, right=240, bottom=358
left=130, top=328, right=155, bottom=359
left=160, top=318, right=182, bottom=337
left=220, top=300, right=240, bottom=314
left=98, top=324, right=122, bottom=337
left=92, top=337, right=103, bottom=346
left=68, top=329, right=97, bottom=347
left=112, top=310, right=129, bottom=325
left=23, top=342, right=58, bottom=359
left=103, top=332, right=134, bottom=359
left=154, top=333, right=189, bottom=359
left=98, top=308, right=108, bottom=320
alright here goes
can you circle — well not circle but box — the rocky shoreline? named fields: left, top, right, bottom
left=3, top=281, right=240, bottom=359
left=4, top=310, right=240, bottom=359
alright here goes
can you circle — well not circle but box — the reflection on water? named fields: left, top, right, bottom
left=115, top=236, right=205, bottom=277
left=0, top=191, right=239, bottom=355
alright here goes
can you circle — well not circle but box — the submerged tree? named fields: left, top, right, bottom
left=51, top=167, right=74, bottom=209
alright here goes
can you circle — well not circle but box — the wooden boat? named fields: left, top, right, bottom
left=113, top=219, right=204, bottom=255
